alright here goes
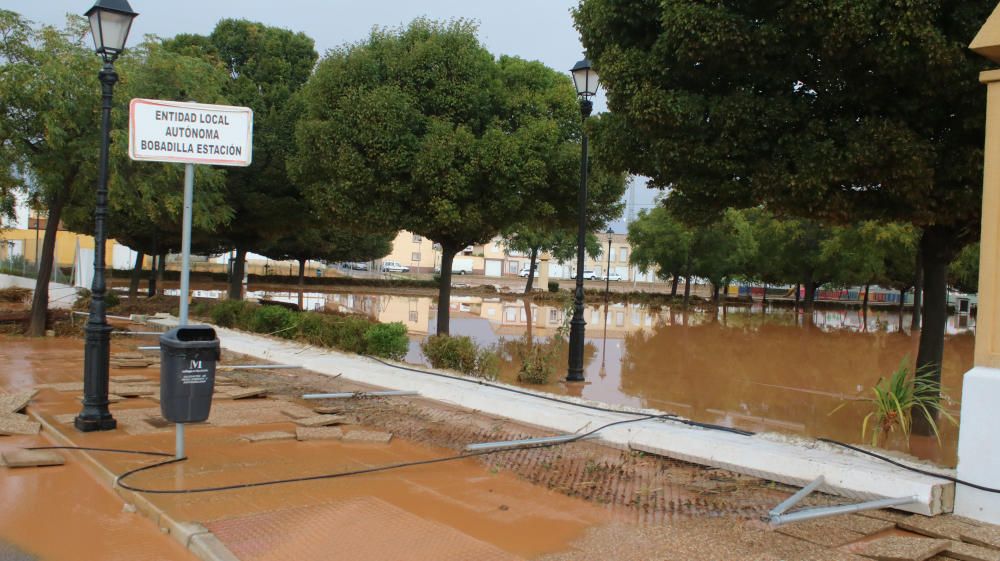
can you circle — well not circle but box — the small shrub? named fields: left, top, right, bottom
left=250, top=305, right=297, bottom=336
left=516, top=338, right=562, bottom=385
left=296, top=312, right=333, bottom=346
left=210, top=300, right=255, bottom=328
left=422, top=334, right=499, bottom=379
left=364, top=322, right=409, bottom=360
left=71, top=288, right=119, bottom=310
left=327, top=316, right=374, bottom=353
left=548, top=281, right=559, bottom=293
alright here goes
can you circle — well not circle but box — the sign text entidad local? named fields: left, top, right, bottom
left=129, top=99, right=253, bottom=167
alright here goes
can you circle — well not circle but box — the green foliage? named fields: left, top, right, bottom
left=71, top=288, right=120, bottom=311
left=851, top=359, right=957, bottom=447
left=628, top=207, right=692, bottom=281
left=820, top=222, right=918, bottom=290
left=516, top=340, right=561, bottom=385
left=547, top=281, right=560, bottom=293
left=363, top=322, right=409, bottom=360
left=950, top=243, right=979, bottom=294
left=421, top=334, right=499, bottom=379
left=209, top=300, right=255, bottom=328
left=249, top=305, right=298, bottom=337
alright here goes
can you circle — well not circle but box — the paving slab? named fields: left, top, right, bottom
left=776, top=519, right=865, bottom=547
left=0, top=390, right=36, bottom=414
left=225, top=387, right=267, bottom=400
left=944, top=540, right=1000, bottom=561
left=239, top=431, right=295, bottom=443
left=295, top=426, right=344, bottom=441
left=294, top=414, right=349, bottom=427
left=2, top=449, right=64, bottom=468
left=312, top=406, right=342, bottom=414
left=110, top=384, right=158, bottom=397
left=962, top=527, right=1000, bottom=550
left=0, top=414, right=41, bottom=435
left=900, top=516, right=980, bottom=541
left=110, top=374, right=152, bottom=383
left=342, top=429, right=393, bottom=444
left=829, top=515, right=898, bottom=536
left=281, top=407, right=312, bottom=419
left=860, top=510, right=913, bottom=524
left=35, top=382, right=84, bottom=392
left=855, top=536, right=949, bottom=561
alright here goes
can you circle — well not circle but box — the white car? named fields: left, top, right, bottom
left=573, top=270, right=596, bottom=280
left=602, top=272, right=623, bottom=281
left=381, top=261, right=410, bottom=273
left=518, top=268, right=538, bottom=278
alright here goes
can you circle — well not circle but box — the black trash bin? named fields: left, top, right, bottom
left=159, top=325, right=220, bottom=423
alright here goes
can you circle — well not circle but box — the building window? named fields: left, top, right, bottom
left=610, top=248, right=617, bottom=262
left=408, top=310, right=418, bottom=323
left=620, top=248, right=628, bottom=262
left=550, top=309, right=560, bottom=322
left=616, top=312, right=625, bottom=327
left=411, top=252, right=421, bottom=262
left=509, top=261, right=520, bottom=273
left=412, top=234, right=422, bottom=243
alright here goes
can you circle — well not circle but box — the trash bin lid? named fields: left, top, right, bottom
left=160, top=325, right=218, bottom=346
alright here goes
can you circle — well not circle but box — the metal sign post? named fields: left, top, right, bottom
left=129, top=98, right=253, bottom=459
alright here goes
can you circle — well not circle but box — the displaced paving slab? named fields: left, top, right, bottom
left=342, top=430, right=393, bottom=444
left=829, top=515, right=898, bottom=536
left=239, top=431, right=295, bottom=443
left=861, top=510, right=913, bottom=524
left=776, top=519, right=865, bottom=547
left=296, top=427, right=344, bottom=441
left=281, top=407, right=312, bottom=419
left=110, top=384, right=158, bottom=397
left=945, top=540, right=1000, bottom=561
left=0, top=391, right=36, bottom=414
left=294, top=414, right=349, bottom=428
left=110, top=375, right=151, bottom=383
left=900, top=516, right=979, bottom=541
left=312, top=406, right=341, bottom=415
left=0, top=414, right=41, bottom=435
left=962, top=527, right=1000, bottom=550
left=225, top=387, right=267, bottom=400
left=2, top=449, right=64, bottom=468
left=854, top=536, right=949, bottom=561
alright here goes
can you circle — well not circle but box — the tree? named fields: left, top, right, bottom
left=576, top=1, right=992, bottom=433
left=293, top=19, right=603, bottom=334
left=165, top=20, right=318, bottom=299
left=950, top=242, right=979, bottom=294
left=59, top=40, right=232, bottom=302
left=0, top=13, right=102, bottom=335
left=627, top=206, right=692, bottom=297
left=688, top=208, right=757, bottom=303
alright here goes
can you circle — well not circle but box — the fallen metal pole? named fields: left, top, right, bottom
left=74, top=311, right=132, bottom=321
left=302, top=390, right=419, bottom=400
left=465, top=433, right=598, bottom=452
left=768, top=496, right=919, bottom=527
left=136, top=346, right=160, bottom=351
left=111, top=331, right=162, bottom=336
left=769, top=475, right=826, bottom=519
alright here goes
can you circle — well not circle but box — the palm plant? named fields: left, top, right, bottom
left=859, top=358, right=957, bottom=447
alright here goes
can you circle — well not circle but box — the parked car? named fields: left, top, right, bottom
left=348, top=262, right=369, bottom=271
left=572, top=270, right=596, bottom=280
left=518, top=267, right=538, bottom=278
left=600, top=272, right=624, bottom=281
left=381, top=261, right=410, bottom=273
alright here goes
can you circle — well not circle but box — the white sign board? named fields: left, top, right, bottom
left=129, top=99, right=253, bottom=167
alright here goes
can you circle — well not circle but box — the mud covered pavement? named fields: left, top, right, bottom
left=1, top=330, right=997, bottom=561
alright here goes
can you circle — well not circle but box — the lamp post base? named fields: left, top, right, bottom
left=73, top=415, right=117, bottom=432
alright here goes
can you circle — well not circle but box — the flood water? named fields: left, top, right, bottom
left=171, top=287, right=975, bottom=466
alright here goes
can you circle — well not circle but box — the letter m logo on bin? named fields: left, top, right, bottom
left=190, top=359, right=202, bottom=369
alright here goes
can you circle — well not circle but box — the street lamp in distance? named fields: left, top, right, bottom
left=74, top=0, right=138, bottom=433
left=566, top=58, right=600, bottom=383
left=604, top=227, right=614, bottom=304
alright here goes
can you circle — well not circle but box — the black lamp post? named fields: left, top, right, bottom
left=566, top=58, right=600, bottom=382
left=74, top=0, right=138, bottom=433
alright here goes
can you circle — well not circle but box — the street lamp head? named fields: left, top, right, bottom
left=84, top=0, right=138, bottom=62
left=570, top=58, right=600, bottom=99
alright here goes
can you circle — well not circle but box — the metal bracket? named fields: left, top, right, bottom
left=767, top=475, right=919, bottom=527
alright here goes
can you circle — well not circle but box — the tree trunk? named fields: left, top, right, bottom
left=803, top=271, right=817, bottom=312
left=898, top=287, right=907, bottom=329
left=524, top=298, right=533, bottom=345
left=670, top=275, right=679, bottom=297
left=913, top=227, right=953, bottom=437
left=712, top=283, right=720, bottom=303
left=794, top=283, right=801, bottom=309
left=156, top=252, right=166, bottom=296
left=913, top=247, right=924, bottom=330
left=128, top=251, right=143, bottom=302
left=523, top=247, right=539, bottom=295
left=683, top=274, right=692, bottom=308
left=228, top=246, right=247, bottom=300
left=863, top=283, right=870, bottom=312
left=862, top=283, right=870, bottom=332
left=28, top=193, right=67, bottom=336
left=297, top=258, right=306, bottom=288
left=435, top=244, right=458, bottom=335
left=762, top=283, right=768, bottom=304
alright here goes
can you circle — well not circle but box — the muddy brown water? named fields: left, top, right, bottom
left=220, top=289, right=972, bottom=467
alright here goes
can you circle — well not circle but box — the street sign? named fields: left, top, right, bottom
left=128, top=99, right=253, bottom=167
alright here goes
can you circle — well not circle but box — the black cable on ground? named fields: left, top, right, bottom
left=818, top=438, right=1000, bottom=494
left=363, top=354, right=755, bottom=437
left=26, top=445, right=173, bottom=457
left=38, top=414, right=671, bottom=495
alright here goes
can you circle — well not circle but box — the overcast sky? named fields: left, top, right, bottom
left=7, top=0, right=658, bottom=230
